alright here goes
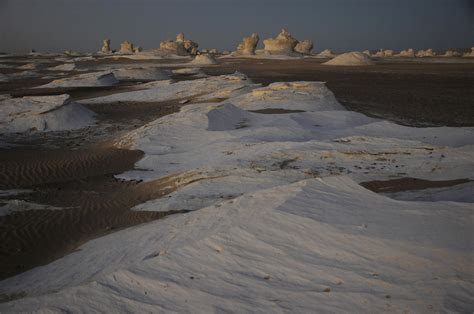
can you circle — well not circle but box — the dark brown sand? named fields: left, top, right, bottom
left=1, top=55, right=472, bottom=281
left=0, top=136, right=194, bottom=280
left=360, top=177, right=471, bottom=193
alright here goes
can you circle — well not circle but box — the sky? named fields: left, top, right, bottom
left=0, top=0, right=473, bottom=53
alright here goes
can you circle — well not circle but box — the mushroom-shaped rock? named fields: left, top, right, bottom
left=263, top=29, right=298, bottom=55
left=120, top=41, right=134, bottom=54
left=134, top=46, right=143, bottom=53
left=397, top=49, right=415, bottom=57
left=294, top=40, right=313, bottom=54
left=236, top=33, right=260, bottom=55
left=101, top=39, right=111, bottom=53
left=323, top=51, right=375, bottom=66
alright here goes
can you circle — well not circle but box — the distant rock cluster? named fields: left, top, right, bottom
left=160, top=33, right=198, bottom=56
left=92, top=34, right=472, bottom=60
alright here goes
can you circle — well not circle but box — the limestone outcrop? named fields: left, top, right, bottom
left=120, top=41, right=134, bottom=54
left=160, top=33, right=198, bottom=55
left=294, top=40, right=313, bottom=54
left=235, top=33, right=260, bottom=55
left=101, top=39, right=111, bottom=53
left=363, top=50, right=371, bottom=56
left=263, top=29, right=298, bottom=55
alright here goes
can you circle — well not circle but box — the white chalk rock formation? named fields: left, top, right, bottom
left=362, top=50, right=371, bottom=56
left=397, top=48, right=415, bottom=57
left=462, top=47, right=474, bottom=57
left=38, top=71, right=118, bottom=88
left=263, top=29, right=298, bottom=55
left=384, top=49, right=394, bottom=57
left=160, top=33, right=198, bottom=56
left=316, top=49, right=336, bottom=58
left=235, top=33, right=260, bottom=55
left=190, top=54, right=217, bottom=65
left=101, top=39, right=111, bottom=53
left=208, top=48, right=218, bottom=54
left=294, top=40, right=313, bottom=54
left=374, top=49, right=394, bottom=57
left=374, top=49, right=385, bottom=57
left=113, top=68, right=170, bottom=81
left=416, top=49, right=436, bottom=57
left=120, top=41, right=134, bottom=54
left=0, top=94, right=95, bottom=134
left=323, top=51, right=375, bottom=66
left=442, top=50, right=461, bottom=57
left=134, top=46, right=143, bottom=53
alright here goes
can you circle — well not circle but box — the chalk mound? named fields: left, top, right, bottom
left=323, top=52, right=374, bottom=66
left=113, top=68, right=170, bottom=81
left=38, top=71, right=118, bottom=88
left=0, top=94, right=95, bottom=134
left=190, top=54, right=217, bottom=65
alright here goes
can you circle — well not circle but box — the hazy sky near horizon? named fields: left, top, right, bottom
left=0, top=0, right=473, bottom=53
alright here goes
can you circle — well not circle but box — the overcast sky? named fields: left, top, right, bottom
left=0, top=0, right=473, bottom=53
